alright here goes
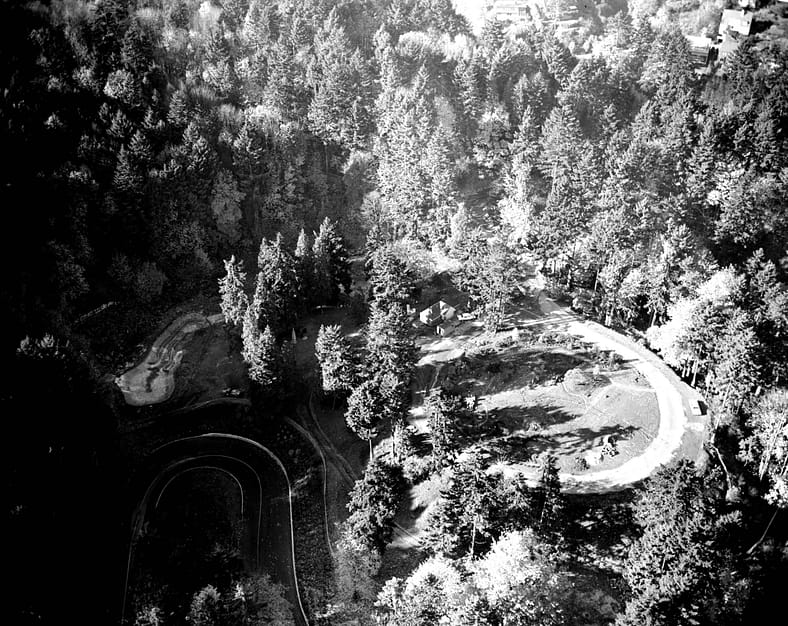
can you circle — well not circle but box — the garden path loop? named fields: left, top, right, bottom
left=415, top=292, right=706, bottom=494
left=498, top=292, right=700, bottom=493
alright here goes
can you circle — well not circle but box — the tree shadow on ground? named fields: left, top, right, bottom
left=565, top=490, right=639, bottom=560
left=526, top=425, right=639, bottom=457
left=467, top=405, right=641, bottom=465
left=480, top=402, right=581, bottom=430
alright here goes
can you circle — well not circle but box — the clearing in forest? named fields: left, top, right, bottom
left=411, top=329, right=659, bottom=475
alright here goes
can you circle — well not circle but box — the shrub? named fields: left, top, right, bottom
left=402, top=454, right=433, bottom=483
left=133, top=262, right=166, bottom=302
left=573, top=455, right=589, bottom=472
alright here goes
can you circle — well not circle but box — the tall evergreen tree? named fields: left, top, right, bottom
left=345, top=379, right=383, bottom=451
left=312, top=216, right=351, bottom=304
left=246, top=324, right=280, bottom=392
left=425, top=386, right=464, bottom=469
left=218, top=255, right=248, bottom=328
left=739, top=388, right=788, bottom=508
left=456, top=234, right=516, bottom=333
left=366, top=300, right=417, bottom=385
left=346, top=459, right=405, bottom=552
left=367, top=246, right=416, bottom=307
left=423, top=454, right=506, bottom=558
left=315, top=324, right=355, bottom=394
left=253, top=233, right=300, bottom=332
left=617, top=461, right=736, bottom=626
left=294, top=228, right=315, bottom=305
left=307, top=10, right=372, bottom=147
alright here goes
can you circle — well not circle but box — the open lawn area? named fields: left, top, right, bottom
left=410, top=328, right=660, bottom=475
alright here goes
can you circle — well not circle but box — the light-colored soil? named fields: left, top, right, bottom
left=477, top=366, right=659, bottom=474
left=116, top=313, right=210, bottom=406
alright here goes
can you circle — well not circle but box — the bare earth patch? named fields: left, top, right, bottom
left=116, top=313, right=210, bottom=406
left=410, top=333, right=660, bottom=477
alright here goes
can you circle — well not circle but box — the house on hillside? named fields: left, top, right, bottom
left=420, top=301, right=456, bottom=326
left=486, top=0, right=548, bottom=25
left=719, top=9, right=753, bottom=39
left=716, top=9, right=753, bottom=60
left=687, top=35, right=713, bottom=71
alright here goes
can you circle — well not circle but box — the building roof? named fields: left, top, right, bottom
left=422, top=302, right=443, bottom=318
left=687, top=35, right=712, bottom=66
left=487, top=0, right=547, bottom=24
left=420, top=300, right=455, bottom=324
left=687, top=35, right=713, bottom=50
left=719, top=9, right=753, bottom=38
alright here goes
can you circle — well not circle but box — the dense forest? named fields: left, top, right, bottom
left=2, top=0, right=787, bottom=624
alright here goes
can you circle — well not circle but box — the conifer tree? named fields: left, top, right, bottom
left=312, top=216, right=351, bottom=304
left=247, top=324, right=280, bottom=392
left=539, top=103, right=584, bottom=179
left=455, top=50, right=486, bottom=137
left=425, top=386, right=464, bottom=469
left=422, top=121, right=457, bottom=237
left=456, top=235, right=516, bottom=333
left=740, top=388, right=788, bottom=508
left=366, top=300, right=417, bottom=385
left=253, top=233, right=300, bottom=332
left=617, top=461, right=730, bottom=626
left=211, top=171, right=244, bottom=241
left=367, top=246, right=416, bottom=307
left=188, top=585, right=222, bottom=626
left=218, top=255, right=248, bottom=328
left=294, top=228, right=315, bottom=305
left=128, top=129, right=153, bottom=169
left=232, top=122, right=264, bottom=206
left=224, top=574, right=293, bottom=625
left=331, top=521, right=381, bottom=621
left=167, top=88, right=190, bottom=127
left=315, top=324, right=355, bottom=394
left=307, top=10, right=371, bottom=147
left=242, top=0, right=277, bottom=55
left=113, top=145, right=143, bottom=194
left=541, top=32, right=574, bottom=87
left=345, top=379, right=383, bottom=452
left=109, top=109, right=134, bottom=141
left=346, top=459, right=405, bottom=552
left=134, top=605, right=163, bottom=626
left=241, top=305, right=261, bottom=369
left=423, top=454, right=506, bottom=558
left=708, top=310, right=762, bottom=427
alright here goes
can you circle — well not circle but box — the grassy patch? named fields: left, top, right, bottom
left=413, top=332, right=659, bottom=473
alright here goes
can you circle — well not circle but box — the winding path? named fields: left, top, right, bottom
left=123, top=433, right=308, bottom=625
left=115, top=313, right=210, bottom=406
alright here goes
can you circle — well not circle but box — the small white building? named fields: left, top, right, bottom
left=718, top=9, right=753, bottom=40
left=687, top=35, right=713, bottom=67
left=436, top=321, right=455, bottom=337
left=420, top=301, right=456, bottom=326
left=714, top=9, right=753, bottom=62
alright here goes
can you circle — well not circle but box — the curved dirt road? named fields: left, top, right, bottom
left=418, top=294, right=707, bottom=493
left=123, top=433, right=308, bottom=625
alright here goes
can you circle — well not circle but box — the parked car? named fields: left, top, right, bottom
left=690, top=399, right=704, bottom=416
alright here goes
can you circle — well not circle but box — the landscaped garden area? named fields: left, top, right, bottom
left=410, top=323, right=660, bottom=475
